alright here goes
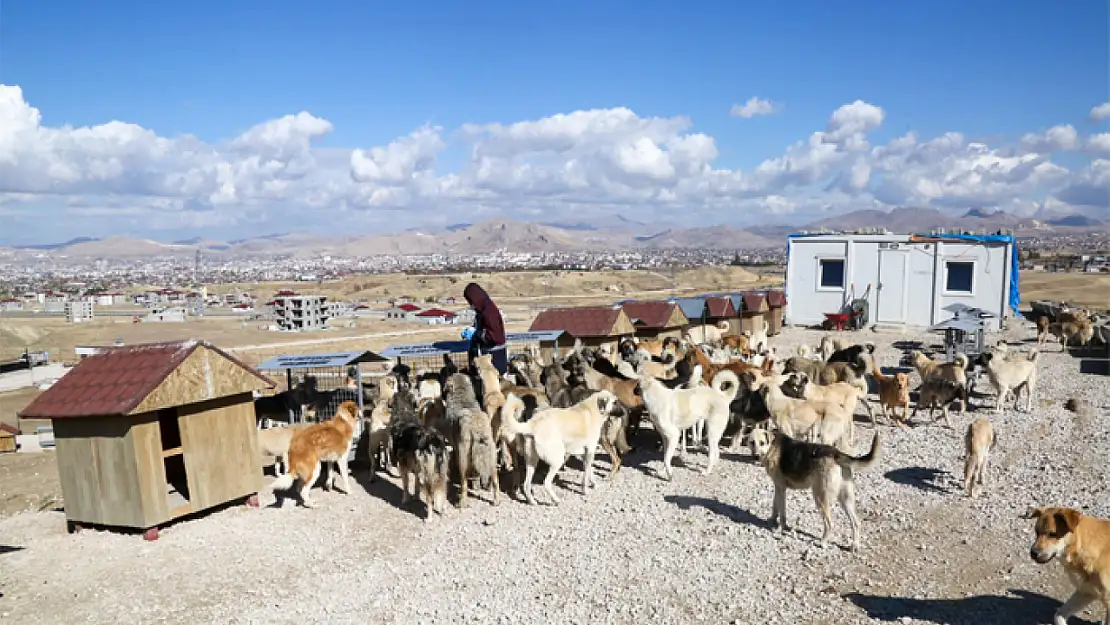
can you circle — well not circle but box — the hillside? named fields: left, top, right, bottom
left=7, top=207, right=1107, bottom=260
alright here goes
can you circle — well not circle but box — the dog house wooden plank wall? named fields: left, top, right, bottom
left=619, top=301, right=690, bottom=340
left=764, top=290, right=787, bottom=335
left=739, top=292, right=770, bottom=335
left=17, top=339, right=274, bottom=539
left=529, top=306, right=637, bottom=354
left=701, top=296, right=738, bottom=335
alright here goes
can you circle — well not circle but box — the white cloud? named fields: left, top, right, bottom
left=730, top=97, right=778, bottom=119
left=1086, top=133, right=1110, bottom=156
left=1090, top=102, right=1110, bottom=122
left=0, top=82, right=1105, bottom=242
left=1021, top=124, right=1079, bottom=152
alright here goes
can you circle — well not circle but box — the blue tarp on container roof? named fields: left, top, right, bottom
left=784, top=232, right=1020, bottom=316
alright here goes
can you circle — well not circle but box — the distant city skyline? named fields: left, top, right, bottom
left=1, top=1, right=1107, bottom=245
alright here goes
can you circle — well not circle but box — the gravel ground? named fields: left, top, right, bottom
left=1, top=323, right=1107, bottom=625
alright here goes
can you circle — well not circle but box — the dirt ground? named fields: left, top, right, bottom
left=0, top=453, right=62, bottom=518
left=1018, top=271, right=1110, bottom=310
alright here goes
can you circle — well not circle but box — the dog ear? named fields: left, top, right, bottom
left=1021, top=506, right=1044, bottom=520
left=1054, top=509, right=1081, bottom=534
left=596, top=394, right=610, bottom=413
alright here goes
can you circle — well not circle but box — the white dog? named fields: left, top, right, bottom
left=634, top=370, right=740, bottom=480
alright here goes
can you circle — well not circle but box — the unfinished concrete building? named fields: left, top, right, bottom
left=273, top=295, right=329, bottom=331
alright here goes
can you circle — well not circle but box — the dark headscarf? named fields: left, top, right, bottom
left=463, top=282, right=506, bottom=345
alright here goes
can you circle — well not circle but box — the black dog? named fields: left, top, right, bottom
left=826, top=343, right=875, bottom=365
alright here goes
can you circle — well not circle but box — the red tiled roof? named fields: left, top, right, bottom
left=703, top=296, right=737, bottom=318
left=17, top=340, right=274, bottom=419
left=0, top=423, right=17, bottom=435
left=415, top=308, right=457, bottom=318
left=765, top=290, right=787, bottom=307
left=530, top=306, right=624, bottom=337
left=275, top=290, right=297, bottom=297
left=396, top=303, right=422, bottom=312
left=620, top=301, right=682, bottom=329
left=741, top=291, right=767, bottom=312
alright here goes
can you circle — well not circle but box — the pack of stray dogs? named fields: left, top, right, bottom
left=256, top=310, right=1107, bottom=625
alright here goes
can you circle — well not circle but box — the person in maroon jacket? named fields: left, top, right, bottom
left=462, top=282, right=508, bottom=375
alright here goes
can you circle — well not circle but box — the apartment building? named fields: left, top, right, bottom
left=273, top=295, right=330, bottom=331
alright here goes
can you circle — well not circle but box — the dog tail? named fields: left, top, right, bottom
left=711, top=370, right=741, bottom=403
left=499, top=393, right=534, bottom=442
left=868, top=354, right=886, bottom=381
left=954, top=353, right=970, bottom=370
left=1026, top=348, right=1040, bottom=362
left=864, top=341, right=876, bottom=354
left=471, top=429, right=497, bottom=488
left=835, top=433, right=880, bottom=471
left=797, top=344, right=811, bottom=359
left=269, top=472, right=299, bottom=494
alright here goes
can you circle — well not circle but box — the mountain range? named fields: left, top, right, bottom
left=3, top=208, right=1105, bottom=259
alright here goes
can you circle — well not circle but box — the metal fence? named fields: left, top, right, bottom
left=254, top=350, right=391, bottom=462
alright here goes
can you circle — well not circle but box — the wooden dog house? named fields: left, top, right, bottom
left=17, top=339, right=275, bottom=540
left=529, top=306, right=637, bottom=355
left=619, top=301, right=690, bottom=340
left=739, top=292, right=770, bottom=335
left=764, top=290, right=787, bottom=335
left=0, top=423, right=16, bottom=453
left=702, top=296, right=738, bottom=335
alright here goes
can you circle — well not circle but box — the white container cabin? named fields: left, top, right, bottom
left=784, top=232, right=1017, bottom=331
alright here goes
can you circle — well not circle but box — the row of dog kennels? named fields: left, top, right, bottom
left=12, top=289, right=783, bottom=540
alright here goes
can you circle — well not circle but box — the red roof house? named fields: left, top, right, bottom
left=529, top=306, right=637, bottom=347
left=620, top=301, right=690, bottom=338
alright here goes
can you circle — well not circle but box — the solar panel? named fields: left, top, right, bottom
left=379, top=331, right=564, bottom=359
left=255, top=350, right=386, bottom=370
left=505, top=330, right=564, bottom=343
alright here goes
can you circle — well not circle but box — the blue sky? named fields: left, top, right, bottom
left=0, top=1, right=1107, bottom=244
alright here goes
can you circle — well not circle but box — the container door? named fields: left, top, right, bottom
left=876, top=250, right=909, bottom=324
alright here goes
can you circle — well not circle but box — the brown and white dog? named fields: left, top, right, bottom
left=1023, top=506, right=1110, bottom=625
left=256, top=421, right=308, bottom=474
left=269, top=401, right=360, bottom=508
left=963, top=417, right=995, bottom=498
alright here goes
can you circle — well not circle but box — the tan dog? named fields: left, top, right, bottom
left=684, top=320, right=732, bottom=345
left=869, top=357, right=910, bottom=427
left=1044, top=321, right=1095, bottom=351
left=499, top=390, right=621, bottom=505
left=760, top=378, right=855, bottom=450
left=721, top=333, right=752, bottom=356
left=269, top=401, right=360, bottom=508
left=367, top=376, right=397, bottom=481
left=1023, top=506, right=1110, bottom=625
left=1036, top=315, right=1051, bottom=345
left=257, top=422, right=308, bottom=474
left=963, top=417, right=995, bottom=498
left=473, top=354, right=510, bottom=460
